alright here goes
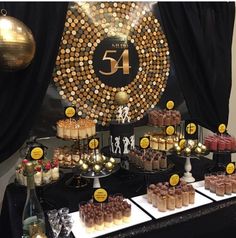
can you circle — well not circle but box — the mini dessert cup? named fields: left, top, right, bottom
left=158, top=190, right=167, bottom=212
left=104, top=210, right=113, bottom=227
left=225, top=182, right=232, bottom=195
left=216, top=182, right=225, bottom=196
left=122, top=201, right=131, bottom=223
left=34, top=170, right=42, bottom=186
left=175, top=189, right=183, bottom=208
left=113, top=208, right=123, bottom=225
left=94, top=212, right=104, bottom=231
left=56, top=120, right=64, bottom=138
left=85, top=214, right=95, bottom=233
left=182, top=188, right=189, bottom=206
left=167, top=191, right=175, bottom=210
left=147, top=184, right=156, bottom=203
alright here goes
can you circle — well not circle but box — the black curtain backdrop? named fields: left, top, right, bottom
left=0, top=2, right=68, bottom=163
left=158, top=2, right=235, bottom=132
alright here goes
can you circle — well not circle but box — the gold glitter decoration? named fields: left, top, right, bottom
left=53, top=2, right=170, bottom=125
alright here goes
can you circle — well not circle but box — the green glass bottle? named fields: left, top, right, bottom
left=22, top=162, right=45, bottom=237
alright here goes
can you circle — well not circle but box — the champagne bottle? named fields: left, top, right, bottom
left=22, top=162, right=45, bottom=238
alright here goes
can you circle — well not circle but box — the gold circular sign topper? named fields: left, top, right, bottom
left=166, top=126, right=175, bottom=136
left=226, top=163, right=235, bottom=175
left=169, top=174, right=180, bottom=186
left=218, top=123, right=226, bottom=134
left=31, top=147, right=44, bottom=160
left=140, top=137, right=150, bottom=149
left=166, top=100, right=174, bottom=110
left=65, top=107, right=76, bottom=118
left=89, top=138, right=99, bottom=150
left=94, top=188, right=108, bottom=203
left=186, top=123, right=197, bottom=135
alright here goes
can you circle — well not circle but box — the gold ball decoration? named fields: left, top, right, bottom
left=115, top=92, right=129, bottom=105
left=52, top=2, right=170, bottom=125
left=176, top=146, right=181, bottom=154
left=201, top=145, right=207, bottom=152
left=81, top=163, right=89, bottom=172
left=78, top=160, right=84, bottom=166
left=109, top=157, right=116, bottom=164
left=95, top=154, right=103, bottom=165
left=184, top=147, right=191, bottom=156
left=0, top=10, right=36, bottom=71
left=105, top=161, right=114, bottom=171
left=195, top=147, right=202, bottom=155
left=187, top=140, right=196, bottom=149
left=93, top=164, right=101, bottom=173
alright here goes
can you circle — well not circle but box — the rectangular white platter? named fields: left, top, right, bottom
left=192, top=180, right=236, bottom=201
left=70, top=199, right=152, bottom=238
left=131, top=192, right=213, bottom=219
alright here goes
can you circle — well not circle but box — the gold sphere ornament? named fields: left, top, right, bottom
left=95, top=154, right=103, bottom=165
left=81, top=163, right=89, bottom=172
left=115, top=91, right=129, bottom=105
left=78, top=160, right=84, bottom=167
left=0, top=9, right=36, bottom=71
left=105, top=162, right=114, bottom=171
left=88, top=154, right=96, bottom=165
left=102, top=155, right=107, bottom=162
left=93, top=164, right=101, bottom=173
left=109, top=158, right=116, bottom=164
left=187, top=140, right=196, bottom=149
left=197, top=142, right=203, bottom=148
left=184, top=147, right=192, bottom=156
left=201, top=145, right=207, bottom=153
left=176, top=146, right=182, bottom=154
left=195, top=147, right=202, bottom=155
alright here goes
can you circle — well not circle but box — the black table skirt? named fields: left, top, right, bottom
left=1, top=155, right=236, bottom=237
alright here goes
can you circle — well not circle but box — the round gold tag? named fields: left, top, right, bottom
left=31, top=147, right=44, bottom=160
left=65, top=107, right=76, bottom=118
left=218, top=124, right=226, bottom=134
left=179, top=139, right=186, bottom=149
left=226, top=163, right=235, bottom=175
left=94, top=188, right=108, bottom=203
left=166, top=126, right=175, bottom=136
left=89, top=139, right=99, bottom=150
left=186, top=123, right=197, bottom=135
left=140, top=137, right=150, bottom=149
left=169, top=174, right=180, bottom=186
left=166, top=100, right=174, bottom=110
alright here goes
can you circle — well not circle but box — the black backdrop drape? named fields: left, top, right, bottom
left=158, top=2, right=235, bottom=132
left=0, top=2, right=68, bottom=163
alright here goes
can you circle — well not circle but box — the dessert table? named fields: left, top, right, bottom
left=1, top=155, right=236, bottom=238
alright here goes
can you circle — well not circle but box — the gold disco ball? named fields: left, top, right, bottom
left=0, top=10, right=36, bottom=71
left=115, top=91, right=129, bottom=105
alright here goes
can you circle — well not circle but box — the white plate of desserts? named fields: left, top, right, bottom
left=131, top=192, right=212, bottom=219
left=70, top=199, right=152, bottom=238
left=192, top=180, right=236, bottom=201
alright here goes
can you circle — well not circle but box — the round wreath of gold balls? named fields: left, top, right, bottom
left=53, top=2, right=170, bottom=126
